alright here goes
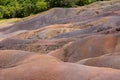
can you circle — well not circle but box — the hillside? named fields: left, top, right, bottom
left=0, top=0, right=120, bottom=80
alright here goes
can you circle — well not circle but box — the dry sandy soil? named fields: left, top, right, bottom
left=0, top=0, right=120, bottom=80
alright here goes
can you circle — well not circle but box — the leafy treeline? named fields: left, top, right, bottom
left=0, top=0, right=47, bottom=18
left=46, top=0, right=99, bottom=7
left=0, top=0, right=101, bottom=19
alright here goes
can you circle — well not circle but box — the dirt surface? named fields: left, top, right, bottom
left=0, top=0, right=120, bottom=80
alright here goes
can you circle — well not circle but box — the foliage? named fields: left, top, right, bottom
left=0, top=0, right=100, bottom=19
left=77, top=0, right=98, bottom=6
left=46, top=0, right=98, bottom=7
left=36, top=1, right=47, bottom=12
left=0, top=0, right=48, bottom=18
left=46, top=0, right=78, bottom=7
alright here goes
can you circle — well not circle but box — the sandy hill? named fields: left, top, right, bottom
left=0, top=0, right=120, bottom=80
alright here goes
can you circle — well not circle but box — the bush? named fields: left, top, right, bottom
left=0, top=12, right=3, bottom=18
left=36, top=1, right=47, bottom=12
left=0, top=0, right=48, bottom=18
left=0, top=6, right=10, bottom=18
left=0, top=0, right=98, bottom=19
left=46, top=0, right=78, bottom=7
left=77, top=0, right=97, bottom=6
left=46, top=0, right=97, bottom=7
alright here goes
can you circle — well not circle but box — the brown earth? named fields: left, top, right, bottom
left=0, top=50, right=120, bottom=80
left=77, top=53, right=120, bottom=69
left=0, top=0, right=120, bottom=80
left=48, top=34, right=120, bottom=62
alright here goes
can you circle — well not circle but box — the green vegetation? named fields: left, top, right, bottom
left=77, top=0, right=98, bottom=6
left=46, top=0, right=78, bottom=7
left=0, top=0, right=47, bottom=18
left=0, top=0, right=102, bottom=19
left=46, top=0, right=99, bottom=7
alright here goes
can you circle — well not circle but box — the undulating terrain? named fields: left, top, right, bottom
left=0, top=0, right=120, bottom=80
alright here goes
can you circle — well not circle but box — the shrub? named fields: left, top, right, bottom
left=0, top=12, right=3, bottom=18
left=36, top=1, right=47, bottom=12
left=0, top=0, right=98, bottom=19
left=77, top=0, right=97, bottom=6
left=46, top=0, right=78, bottom=7
left=0, top=0, right=48, bottom=18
